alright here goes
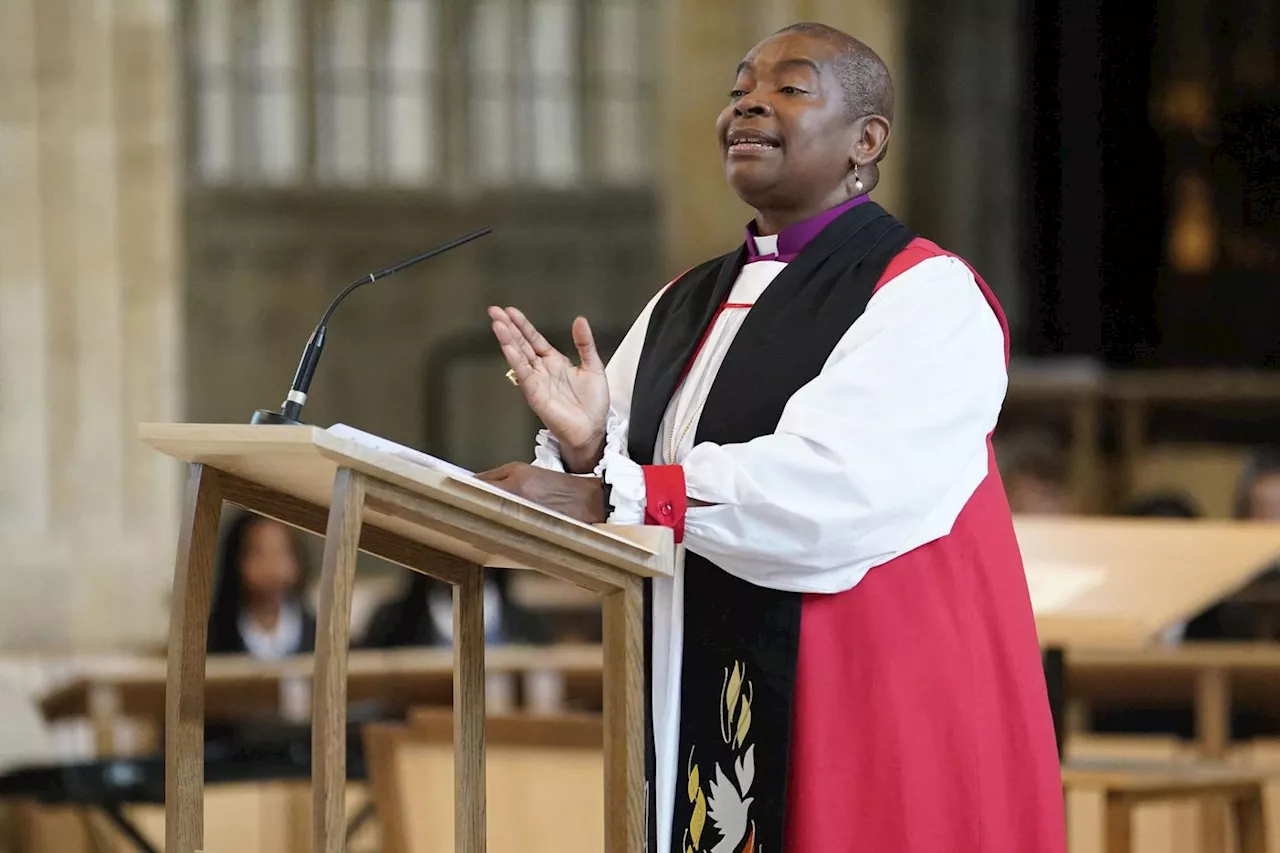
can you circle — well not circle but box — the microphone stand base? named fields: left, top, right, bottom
left=250, top=409, right=305, bottom=426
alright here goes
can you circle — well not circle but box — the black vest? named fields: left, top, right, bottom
left=627, top=201, right=914, bottom=853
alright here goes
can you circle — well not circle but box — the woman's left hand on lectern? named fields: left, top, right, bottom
left=477, top=463, right=608, bottom=524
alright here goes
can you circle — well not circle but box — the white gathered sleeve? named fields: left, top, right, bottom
left=531, top=409, right=629, bottom=479
left=680, top=255, right=1008, bottom=594
left=530, top=429, right=571, bottom=473
left=601, top=450, right=647, bottom=523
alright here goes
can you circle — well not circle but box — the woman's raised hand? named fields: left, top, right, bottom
left=487, top=306, right=609, bottom=473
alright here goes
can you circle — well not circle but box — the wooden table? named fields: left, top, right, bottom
left=1066, top=645, right=1280, bottom=853
left=48, top=641, right=1280, bottom=765
left=1015, top=514, right=1280, bottom=766
left=39, top=645, right=606, bottom=752
left=1018, top=516, right=1280, bottom=648
left=1062, top=759, right=1278, bottom=853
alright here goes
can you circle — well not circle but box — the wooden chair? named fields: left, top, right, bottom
left=363, top=709, right=603, bottom=853
left=1063, top=760, right=1280, bottom=853
left=1066, top=735, right=1204, bottom=853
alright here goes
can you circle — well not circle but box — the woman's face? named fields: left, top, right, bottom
left=1247, top=473, right=1280, bottom=521
left=239, top=521, right=301, bottom=604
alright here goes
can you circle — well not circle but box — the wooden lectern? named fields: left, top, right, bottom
left=141, top=424, right=675, bottom=853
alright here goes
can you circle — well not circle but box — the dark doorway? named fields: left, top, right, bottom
left=1022, top=0, right=1165, bottom=365
left=1023, top=0, right=1280, bottom=367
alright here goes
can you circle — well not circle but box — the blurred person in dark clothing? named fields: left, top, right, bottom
left=361, top=568, right=549, bottom=648
left=1123, top=492, right=1200, bottom=519
left=207, top=511, right=316, bottom=659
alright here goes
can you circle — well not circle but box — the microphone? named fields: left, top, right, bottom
left=251, top=226, right=493, bottom=426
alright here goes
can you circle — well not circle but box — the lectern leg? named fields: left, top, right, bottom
left=165, top=464, right=223, bottom=853
left=603, top=575, right=646, bottom=853
left=313, top=468, right=367, bottom=853
left=453, top=568, right=487, bottom=853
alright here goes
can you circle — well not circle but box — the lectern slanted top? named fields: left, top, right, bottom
left=141, top=423, right=674, bottom=853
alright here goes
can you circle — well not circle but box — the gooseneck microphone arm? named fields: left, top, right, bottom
left=251, top=226, right=493, bottom=426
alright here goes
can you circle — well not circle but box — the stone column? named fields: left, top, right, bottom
left=0, top=0, right=181, bottom=649
left=658, top=0, right=908, bottom=276
left=900, top=0, right=1024, bottom=334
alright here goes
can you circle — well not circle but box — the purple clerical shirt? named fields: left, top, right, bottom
left=745, top=194, right=870, bottom=264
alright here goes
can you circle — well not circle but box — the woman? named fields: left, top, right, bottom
left=207, top=512, right=316, bottom=659
left=475, top=22, right=1064, bottom=853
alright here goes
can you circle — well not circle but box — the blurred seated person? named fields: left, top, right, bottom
left=207, top=511, right=316, bottom=658
left=995, top=429, right=1071, bottom=514
left=1234, top=445, right=1280, bottom=521
left=361, top=568, right=549, bottom=648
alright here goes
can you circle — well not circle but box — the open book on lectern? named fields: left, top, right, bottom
left=322, top=421, right=679, bottom=576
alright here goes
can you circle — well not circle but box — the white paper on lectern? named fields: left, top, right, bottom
left=328, top=423, right=476, bottom=479
left=326, top=423, right=592, bottom=527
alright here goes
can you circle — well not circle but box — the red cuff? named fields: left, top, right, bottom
left=642, top=464, right=687, bottom=544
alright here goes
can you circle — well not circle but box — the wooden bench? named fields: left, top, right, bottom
left=363, top=709, right=603, bottom=853
left=1064, top=760, right=1280, bottom=853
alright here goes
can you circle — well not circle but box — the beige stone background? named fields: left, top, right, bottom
left=0, top=0, right=1020, bottom=650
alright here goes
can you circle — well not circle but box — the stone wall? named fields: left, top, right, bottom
left=184, top=189, right=661, bottom=474
left=0, top=0, right=182, bottom=648
left=0, top=0, right=920, bottom=649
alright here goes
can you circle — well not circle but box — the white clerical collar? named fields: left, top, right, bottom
left=750, top=233, right=779, bottom=259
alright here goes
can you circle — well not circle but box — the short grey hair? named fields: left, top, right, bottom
left=776, top=22, right=895, bottom=123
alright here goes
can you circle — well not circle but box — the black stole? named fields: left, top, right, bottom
left=628, top=202, right=914, bottom=853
